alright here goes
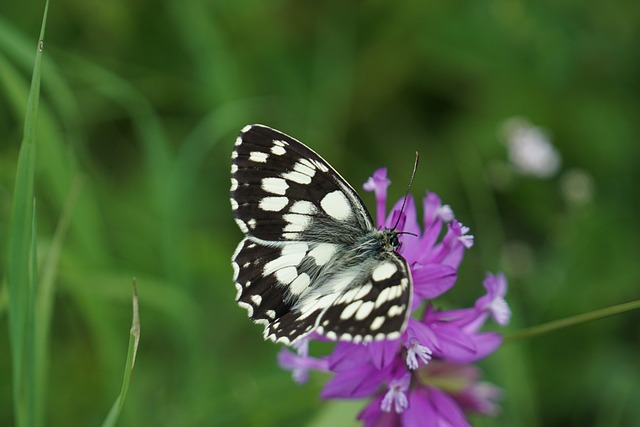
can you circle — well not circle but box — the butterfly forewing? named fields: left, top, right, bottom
left=230, top=124, right=412, bottom=345
left=231, top=124, right=373, bottom=242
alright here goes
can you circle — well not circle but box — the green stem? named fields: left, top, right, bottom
left=504, top=299, right=640, bottom=343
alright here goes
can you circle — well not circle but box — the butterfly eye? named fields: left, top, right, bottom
left=390, top=234, right=401, bottom=249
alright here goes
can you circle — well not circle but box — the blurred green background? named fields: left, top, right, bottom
left=1, top=1, right=639, bottom=426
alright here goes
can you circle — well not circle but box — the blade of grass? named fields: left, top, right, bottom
left=33, top=174, right=84, bottom=427
left=6, top=2, right=49, bottom=427
left=100, top=279, right=141, bottom=427
left=504, top=299, right=640, bottom=343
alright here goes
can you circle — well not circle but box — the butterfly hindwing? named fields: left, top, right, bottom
left=230, top=124, right=413, bottom=345
left=315, top=252, right=411, bottom=343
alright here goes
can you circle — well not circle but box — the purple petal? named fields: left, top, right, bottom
left=381, top=374, right=411, bottom=413
left=438, top=220, right=473, bottom=268
left=423, top=192, right=443, bottom=229
left=358, top=395, right=402, bottom=427
left=405, top=319, right=440, bottom=352
left=401, top=388, right=438, bottom=427
left=328, top=342, right=371, bottom=372
left=368, top=339, right=401, bottom=370
left=455, top=381, right=503, bottom=415
left=475, top=273, right=511, bottom=326
left=428, top=388, right=472, bottom=427
left=363, top=168, right=391, bottom=229
left=411, top=264, right=457, bottom=300
left=430, top=323, right=478, bottom=362
left=466, top=332, right=503, bottom=361
left=321, top=362, right=387, bottom=399
left=385, top=196, right=422, bottom=264
left=277, top=348, right=329, bottom=384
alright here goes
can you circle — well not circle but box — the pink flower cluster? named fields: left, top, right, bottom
left=278, top=168, right=510, bottom=426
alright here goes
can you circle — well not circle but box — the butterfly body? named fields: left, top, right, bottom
left=231, top=124, right=412, bottom=345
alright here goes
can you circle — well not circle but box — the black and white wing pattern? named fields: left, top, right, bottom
left=230, top=124, right=412, bottom=345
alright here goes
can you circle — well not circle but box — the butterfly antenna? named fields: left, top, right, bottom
left=392, top=151, right=420, bottom=231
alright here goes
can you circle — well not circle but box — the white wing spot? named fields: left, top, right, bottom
left=294, top=160, right=316, bottom=177
left=290, top=200, right=316, bottom=215
left=353, top=283, right=373, bottom=301
left=282, top=170, right=312, bottom=185
left=282, top=242, right=309, bottom=256
left=273, top=139, right=287, bottom=147
left=230, top=164, right=238, bottom=174
left=296, top=294, right=337, bottom=319
left=271, top=145, right=286, bottom=156
left=372, top=262, right=398, bottom=282
left=386, top=331, right=401, bottom=340
left=262, top=177, right=289, bottom=195
left=355, top=301, right=375, bottom=320
left=259, top=196, right=289, bottom=212
left=388, top=305, right=405, bottom=317
left=340, top=300, right=363, bottom=320
left=262, top=243, right=308, bottom=276
left=320, top=190, right=352, bottom=221
left=240, top=124, right=253, bottom=133
left=375, top=285, right=401, bottom=308
left=265, top=310, right=275, bottom=319
left=275, top=266, right=298, bottom=285
left=251, top=295, right=262, bottom=305
left=249, top=151, right=269, bottom=163
left=230, top=199, right=238, bottom=210
left=308, top=244, right=337, bottom=266
left=283, top=213, right=311, bottom=233
left=370, top=316, right=386, bottom=331
left=312, top=159, right=329, bottom=172
left=231, top=150, right=238, bottom=159
left=337, top=287, right=359, bottom=304
left=230, top=178, right=238, bottom=192
left=289, top=273, right=311, bottom=296
left=247, top=219, right=256, bottom=229
left=235, top=135, right=243, bottom=146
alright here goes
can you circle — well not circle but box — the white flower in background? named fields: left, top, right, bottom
left=560, top=168, right=594, bottom=206
left=501, top=117, right=561, bottom=178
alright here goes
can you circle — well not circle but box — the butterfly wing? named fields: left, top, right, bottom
left=314, top=252, right=412, bottom=343
left=231, top=124, right=374, bottom=242
left=230, top=124, right=411, bottom=345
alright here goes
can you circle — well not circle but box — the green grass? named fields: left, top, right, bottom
left=2, top=1, right=640, bottom=426
left=6, top=2, right=47, bottom=425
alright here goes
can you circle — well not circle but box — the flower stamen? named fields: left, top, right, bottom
left=380, top=374, right=411, bottom=413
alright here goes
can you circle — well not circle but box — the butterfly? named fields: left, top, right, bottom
left=230, top=124, right=412, bottom=345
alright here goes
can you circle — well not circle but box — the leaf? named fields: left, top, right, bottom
left=100, top=279, right=141, bottom=427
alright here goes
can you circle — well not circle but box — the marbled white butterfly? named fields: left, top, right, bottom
left=231, top=124, right=412, bottom=345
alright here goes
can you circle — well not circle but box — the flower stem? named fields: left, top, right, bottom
left=503, top=299, right=640, bottom=343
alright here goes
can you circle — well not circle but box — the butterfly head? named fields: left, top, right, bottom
left=382, top=227, right=416, bottom=254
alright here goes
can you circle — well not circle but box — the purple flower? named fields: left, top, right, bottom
left=278, top=168, right=510, bottom=426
